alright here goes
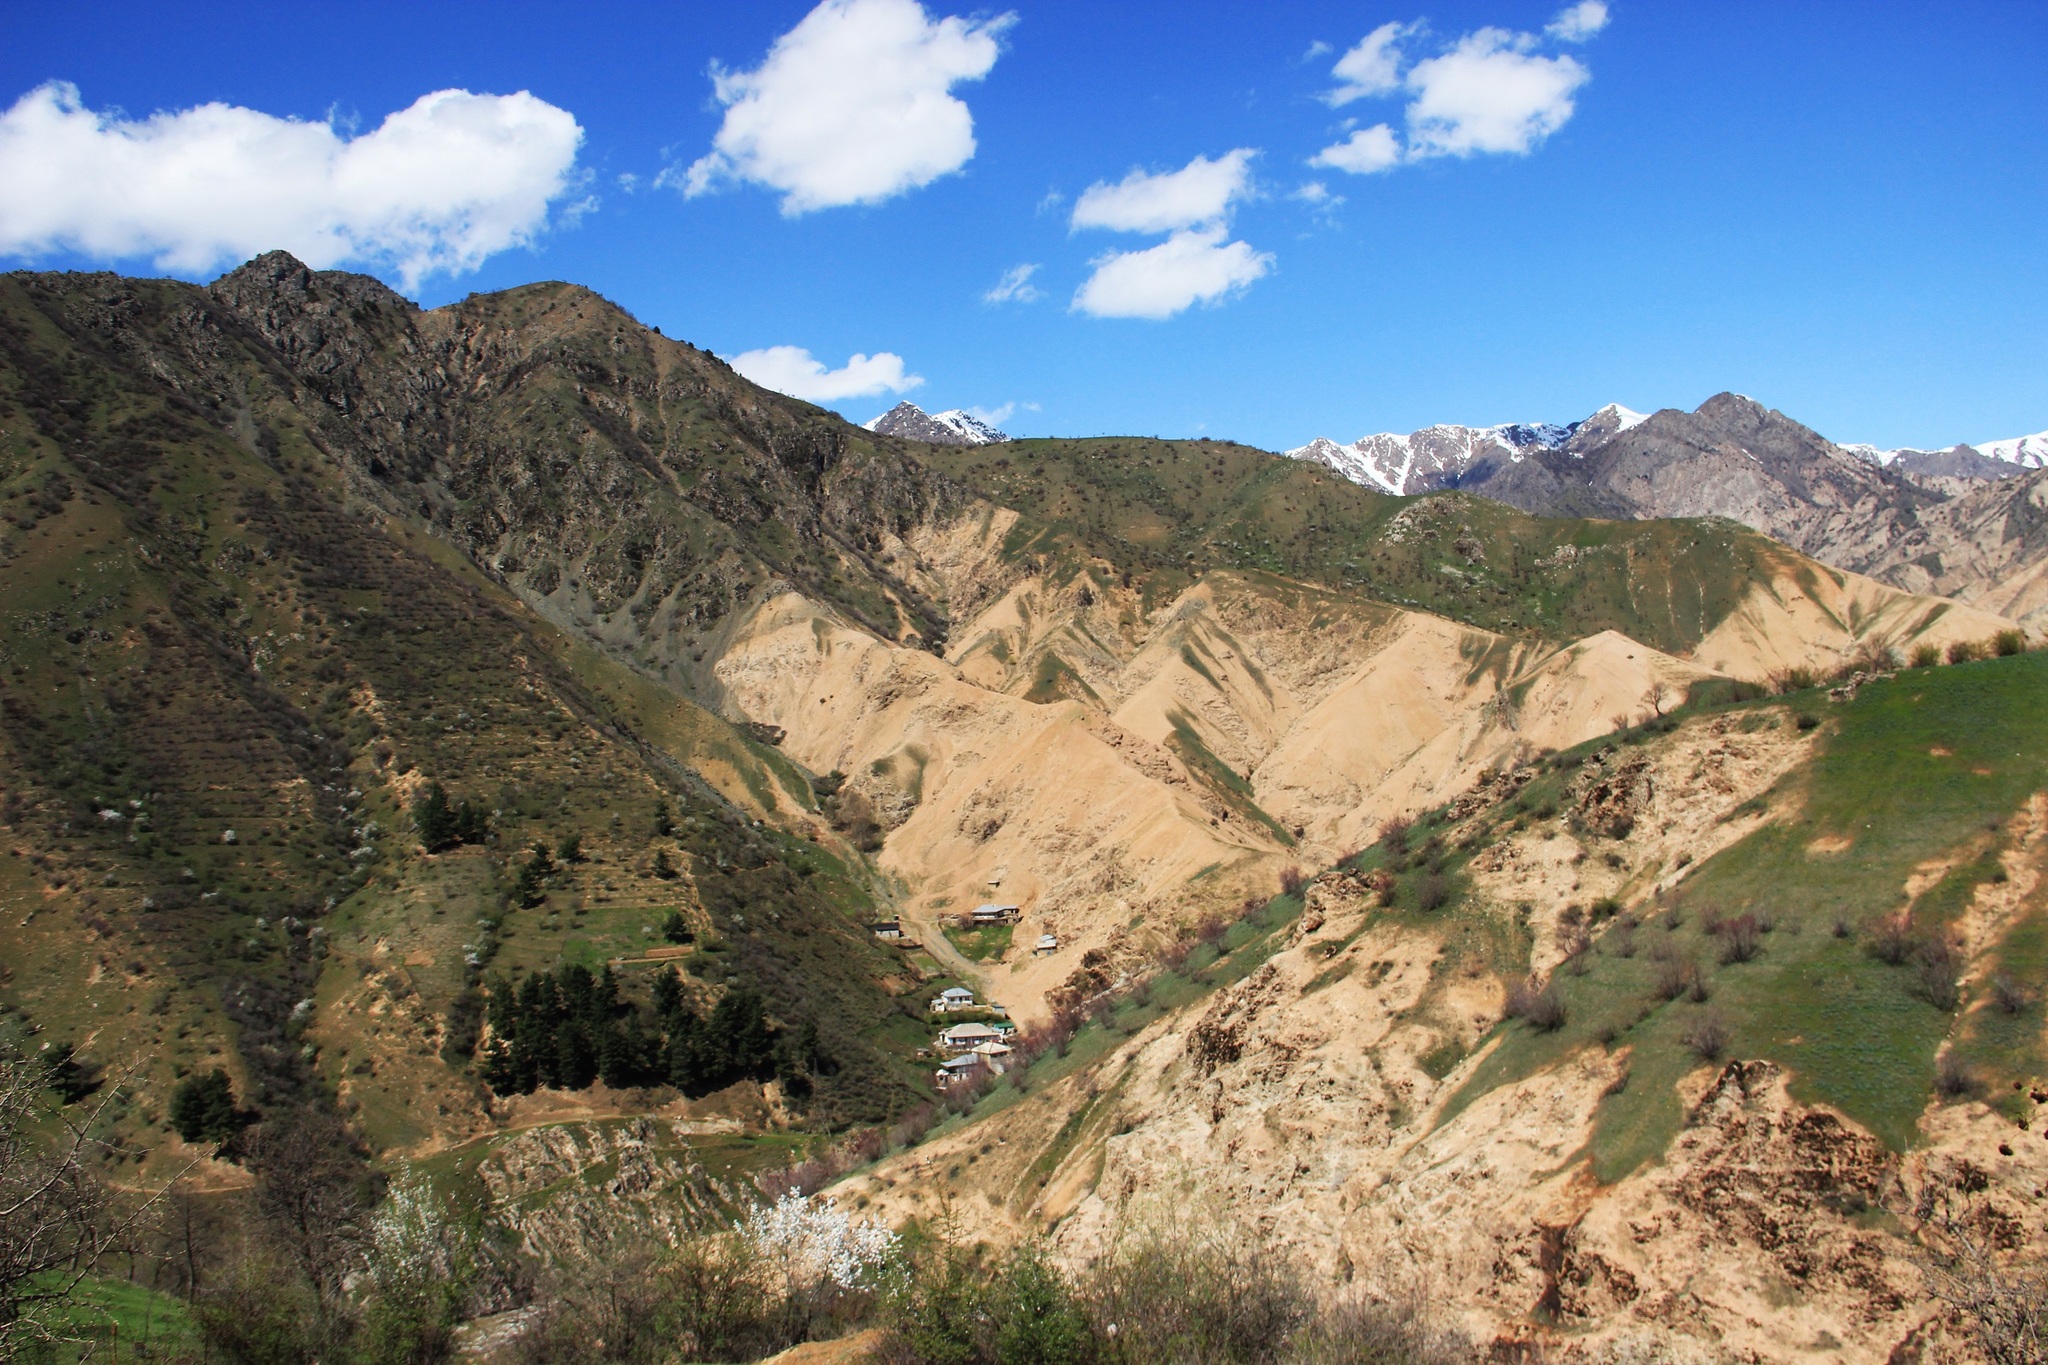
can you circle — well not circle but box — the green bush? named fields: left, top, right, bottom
left=169, top=1069, right=244, bottom=1144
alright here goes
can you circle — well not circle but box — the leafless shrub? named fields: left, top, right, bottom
left=1910, top=643, right=1941, bottom=669
left=1916, top=937, right=1961, bottom=1011
left=1682, top=1012, right=1730, bottom=1061
left=1948, top=639, right=1983, bottom=665
left=1868, top=912, right=1915, bottom=966
left=1903, top=1184, right=2048, bottom=1365
left=1278, top=866, right=1304, bottom=897
left=1377, top=817, right=1411, bottom=854
left=1992, top=974, right=2031, bottom=1016
left=1088, top=1201, right=1311, bottom=1365
left=1845, top=638, right=1901, bottom=676
left=1651, top=953, right=1697, bottom=1002
left=1935, top=1052, right=1981, bottom=1099
left=1506, top=978, right=1567, bottom=1032
left=1414, top=872, right=1452, bottom=912
left=1718, top=913, right=1762, bottom=965
left=0, top=1047, right=172, bottom=1359
left=1287, top=1285, right=1472, bottom=1365
left=1993, top=629, right=2029, bottom=658
left=1607, top=920, right=1637, bottom=959
left=1769, top=666, right=1819, bottom=694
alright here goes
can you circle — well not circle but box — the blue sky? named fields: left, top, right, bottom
left=2, top=1, right=2042, bottom=451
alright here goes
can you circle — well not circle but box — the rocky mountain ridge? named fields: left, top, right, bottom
left=1291, top=395, right=2048, bottom=627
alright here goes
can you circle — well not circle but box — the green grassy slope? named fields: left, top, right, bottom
left=1444, top=651, right=2048, bottom=1173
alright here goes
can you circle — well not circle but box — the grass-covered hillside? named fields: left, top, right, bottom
left=917, top=435, right=1867, bottom=656
left=1449, top=645, right=2048, bottom=1172
left=0, top=265, right=940, bottom=1169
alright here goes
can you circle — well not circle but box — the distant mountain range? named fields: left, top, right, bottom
left=863, top=400, right=1008, bottom=445
left=1288, top=395, right=2048, bottom=628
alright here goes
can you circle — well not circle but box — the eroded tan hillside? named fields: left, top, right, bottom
left=836, top=695, right=2048, bottom=1361
left=694, top=504, right=2019, bottom=1022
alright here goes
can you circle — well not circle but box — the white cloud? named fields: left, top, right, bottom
left=0, top=81, right=583, bottom=289
left=1326, top=22, right=1414, bottom=104
left=983, top=262, right=1041, bottom=304
left=967, top=402, right=1015, bottom=424
left=1302, top=40, right=1335, bottom=61
left=1071, top=227, right=1272, bottom=320
left=1070, top=149, right=1256, bottom=234
left=1405, top=28, right=1588, bottom=158
left=679, top=0, right=1012, bottom=214
left=1310, top=124, right=1401, bottom=175
left=1546, top=1, right=1610, bottom=42
left=1313, top=11, right=1603, bottom=174
left=729, top=345, right=922, bottom=402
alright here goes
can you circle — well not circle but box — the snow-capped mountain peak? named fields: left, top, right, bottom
left=1285, top=414, right=1595, bottom=495
left=863, top=401, right=1009, bottom=446
left=1841, top=429, right=2045, bottom=477
left=1974, top=430, right=2048, bottom=469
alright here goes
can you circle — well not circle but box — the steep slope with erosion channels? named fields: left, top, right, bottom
left=842, top=649, right=2048, bottom=1361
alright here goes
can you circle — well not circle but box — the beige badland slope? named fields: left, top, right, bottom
left=706, top=589, right=1282, bottom=1016
left=1691, top=556, right=2017, bottom=678
left=703, top=564, right=1723, bottom=1008
left=835, top=711, right=2048, bottom=1362
left=698, top=499, right=2024, bottom=1023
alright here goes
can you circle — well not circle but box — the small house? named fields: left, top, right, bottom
left=971, top=903, right=1021, bottom=925
left=940, top=1022, right=1003, bottom=1051
left=1033, top=933, right=1059, bottom=956
left=930, top=986, right=978, bottom=1013
left=936, top=1054, right=989, bottom=1087
left=870, top=921, right=906, bottom=941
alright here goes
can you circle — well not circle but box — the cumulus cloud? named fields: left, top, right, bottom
left=967, top=402, right=1016, bottom=425
left=1309, top=124, right=1401, bottom=175
left=1404, top=29, right=1587, bottom=158
left=983, top=262, right=1041, bottom=304
left=679, top=0, right=1012, bottom=214
left=1070, top=149, right=1256, bottom=233
left=0, top=81, right=584, bottom=289
left=1312, top=10, right=1601, bottom=173
left=1326, top=22, right=1414, bottom=104
left=729, top=345, right=922, bottom=402
left=1071, top=227, right=1272, bottom=320
left=1546, top=1, right=1610, bottom=42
